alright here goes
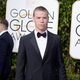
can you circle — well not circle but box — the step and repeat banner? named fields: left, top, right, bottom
left=6, top=0, right=59, bottom=52
left=70, top=1, right=80, bottom=59
left=6, top=0, right=80, bottom=59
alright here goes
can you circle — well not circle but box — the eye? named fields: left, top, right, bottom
left=37, top=17, right=40, bottom=19
left=43, top=17, right=47, bottom=19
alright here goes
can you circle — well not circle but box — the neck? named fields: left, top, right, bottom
left=35, top=29, right=47, bottom=33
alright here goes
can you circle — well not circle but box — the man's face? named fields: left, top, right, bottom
left=33, top=10, right=49, bottom=32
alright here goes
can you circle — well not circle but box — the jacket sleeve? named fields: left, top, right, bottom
left=15, top=37, right=26, bottom=80
left=57, top=36, right=67, bottom=80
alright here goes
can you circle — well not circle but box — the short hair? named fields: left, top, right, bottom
left=0, top=19, right=9, bottom=29
left=33, top=6, right=49, bottom=16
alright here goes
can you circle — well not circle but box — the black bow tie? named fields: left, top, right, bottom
left=37, top=32, right=46, bottom=38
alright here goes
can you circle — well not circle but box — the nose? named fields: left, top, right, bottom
left=40, top=18, right=44, bottom=23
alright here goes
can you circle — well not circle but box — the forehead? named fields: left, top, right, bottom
left=34, top=10, right=48, bottom=16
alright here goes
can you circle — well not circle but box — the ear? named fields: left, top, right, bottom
left=48, top=16, right=49, bottom=20
left=32, top=16, right=35, bottom=22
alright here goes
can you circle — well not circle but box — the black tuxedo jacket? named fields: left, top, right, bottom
left=0, top=32, right=13, bottom=79
left=15, top=31, right=66, bottom=80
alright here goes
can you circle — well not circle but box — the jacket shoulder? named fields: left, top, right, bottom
left=48, top=31, right=60, bottom=39
left=20, top=31, right=34, bottom=41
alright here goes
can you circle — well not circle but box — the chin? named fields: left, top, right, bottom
left=40, top=29, right=46, bottom=32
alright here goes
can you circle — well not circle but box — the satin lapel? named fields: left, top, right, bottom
left=42, top=31, right=52, bottom=62
left=30, top=31, right=42, bottom=60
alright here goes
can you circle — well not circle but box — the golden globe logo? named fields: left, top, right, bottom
left=9, top=9, right=56, bottom=32
left=70, top=1, right=80, bottom=59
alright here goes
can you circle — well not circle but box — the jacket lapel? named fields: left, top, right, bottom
left=42, top=31, right=52, bottom=63
left=30, top=31, right=42, bottom=60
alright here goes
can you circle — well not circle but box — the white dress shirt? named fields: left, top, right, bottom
left=34, top=30, right=48, bottom=59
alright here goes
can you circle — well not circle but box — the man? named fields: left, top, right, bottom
left=15, top=6, right=66, bottom=80
left=0, top=19, right=14, bottom=80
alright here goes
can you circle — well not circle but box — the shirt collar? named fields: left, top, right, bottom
left=34, top=29, right=48, bottom=38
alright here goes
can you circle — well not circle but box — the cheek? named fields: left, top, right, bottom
left=44, top=21, right=48, bottom=25
left=44, top=19, right=48, bottom=22
left=34, top=19, right=39, bottom=23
